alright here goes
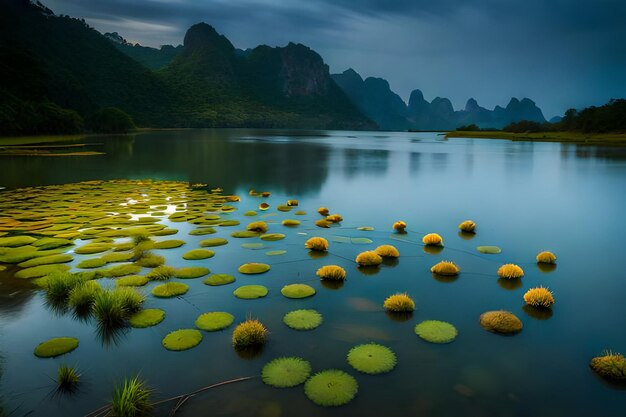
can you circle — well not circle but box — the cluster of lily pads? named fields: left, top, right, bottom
left=0, top=179, right=624, bottom=413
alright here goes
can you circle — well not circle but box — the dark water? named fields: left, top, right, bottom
left=1, top=129, right=626, bottom=417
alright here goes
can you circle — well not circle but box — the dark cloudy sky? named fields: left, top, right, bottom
left=47, top=0, right=626, bottom=118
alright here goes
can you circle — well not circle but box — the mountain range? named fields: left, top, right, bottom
left=0, top=0, right=547, bottom=134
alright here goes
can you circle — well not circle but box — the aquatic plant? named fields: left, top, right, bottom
left=316, top=265, right=346, bottom=281
left=110, top=376, right=152, bottom=417
left=281, top=284, right=316, bottom=299
left=282, top=219, right=301, bottom=227
left=102, top=263, right=142, bottom=278
left=477, top=246, right=501, bottom=254
left=182, top=249, right=214, bottom=260
left=430, top=261, right=460, bottom=276
left=523, top=287, right=555, bottom=308
left=15, top=263, right=71, bottom=279
left=536, top=251, right=557, bottom=264
left=414, top=320, right=458, bottom=343
left=422, top=233, right=444, bottom=246
left=383, top=293, right=415, bottom=312
left=287, top=199, right=299, bottom=206
left=283, top=309, right=323, bottom=330
left=262, top=357, right=311, bottom=388
left=152, top=239, right=185, bottom=249
left=238, top=263, right=270, bottom=274
left=92, top=291, right=126, bottom=328
left=259, top=233, right=285, bottom=242
left=74, top=243, right=112, bottom=255
left=175, top=266, right=210, bottom=279
left=46, top=271, right=88, bottom=305
left=347, top=343, right=397, bottom=374
left=17, top=253, right=73, bottom=268
left=34, top=337, right=79, bottom=358
left=305, top=237, right=329, bottom=252
left=0, top=236, right=37, bottom=247
left=392, top=221, right=406, bottom=233
left=317, top=207, right=329, bottom=216
left=232, top=319, right=267, bottom=348
left=458, top=220, right=476, bottom=233
left=145, top=265, right=177, bottom=281
left=151, top=282, right=189, bottom=298
left=162, top=329, right=203, bottom=351
left=68, top=281, right=101, bottom=314
left=129, top=309, right=165, bottom=328
left=113, top=287, right=145, bottom=313
left=589, top=352, right=626, bottom=382
left=374, top=245, right=399, bottom=258
left=479, top=310, right=523, bottom=334
left=326, top=214, right=343, bottom=223
left=277, top=205, right=291, bottom=212
left=200, top=237, right=229, bottom=247
left=203, top=274, right=236, bottom=286
left=304, top=370, right=358, bottom=407
left=247, top=221, right=268, bottom=233
left=77, top=258, right=107, bottom=269
left=133, top=253, right=165, bottom=268
left=355, top=251, right=382, bottom=266
left=315, top=219, right=331, bottom=228
left=116, top=275, right=149, bottom=287
left=233, top=285, right=268, bottom=299
left=497, top=264, right=524, bottom=279
left=101, top=252, right=134, bottom=263
left=195, top=312, right=235, bottom=331
left=56, top=364, right=80, bottom=392
left=188, top=227, right=217, bottom=236
left=259, top=202, right=270, bottom=211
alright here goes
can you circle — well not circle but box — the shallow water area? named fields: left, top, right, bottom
left=0, top=129, right=625, bottom=417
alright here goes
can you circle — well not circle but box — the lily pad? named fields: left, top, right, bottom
left=162, top=329, right=202, bottom=351
left=283, top=309, right=322, bottom=330
left=34, top=337, right=79, bottom=358
left=357, top=226, right=375, bottom=231
left=203, top=274, right=235, bottom=286
left=0, top=236, right=37, bottom=247
left=233, top=285, right=268, bottom=299
left=266, top=250, right=287, bottom=256
left=351, top=237, right=373, bottom=244
left=129, top=309, right=165, bottom=328
left=304, top=370, right=358, bottom=407
left=182, top=249, right=215, bottom=260
left=281, top=284, right=316, bottom=299
left=262, top=357, right=312, bottom=388
left=116, top=275, right=149, bottom=287
left=153, top=239, right=185, bottom=249
left=218, top=220, right=240, bottom=227
left=347, top=343, right=397, bottom=374
left=32, top=237, right=74, bottom=250
left=15, top=264, right=71, bottom=279
left=230, top=231, right=260, bottom=238
left=200, top=238, right=228, bottom=247
left=152, top=282, right=189, bottom=298
left=241, top=243, right=264, bottom=250
left=175, top=266, right=210, bottom=279
left=282, top=219, right=300, bottom=226
left=260, top=233, right=285, bottom=241
left=18, top=253, right=73, bottom=268
left=238, top=263, right=270, bottom=274
left=414, top=320, right=458, bottom=343
left=477, top=246, right=502, bottom=254
left=188, top=227, right=216, bottom=236
left=195, top=312, right=235, bottom=331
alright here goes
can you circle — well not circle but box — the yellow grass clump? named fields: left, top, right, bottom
left=392, top=221, right=406, bottom=233
left=247, top=221, right=268, bottom=233
left=355, top=251, right=382, bottom=266
left=497, top=264, right=524, bottom=279
left=326, top=214, right=343, bottom=223
left=232, top=319, right=267, bottom=348
left=589, top=352, right=626, bottom=382
left=305, top=237, right=329, bottom=252
left=458, top=220, right=476, bottom=233
left=317, top=207, right=329, bottom=216
left=422, top=233, right=443, bottom=246
left=523, top=287, right=555, bottom=308
left=536, top=251, right=557, bottom=264
left=479, top=310, right=523, bottom=334
left=316, top=265, right=346, bottom=281
left=383, top=293, right=415, bottom=312
left=430, top=261, right=460, bottom=276
left=287, top=200, right=299, bottom=206
left=258, top=203, right=270, bottom=211
left=374, top=245, right=400, bottom=258
left=315, top=219, right=330, bottom=228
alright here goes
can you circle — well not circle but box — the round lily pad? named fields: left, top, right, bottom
left=477, top=246, right=502, bottom=254
left=230, top=231, right=260, bottom=238
left=188, top=227, right=216, bottom=236
left=129, top=309, right=165, bottom=328
left=116, top=275, right=149, bottom=287
left=34, top=337, right=79, bottom=358
left=238, top=263, right=270, bottom=274
left=357, top=226, right=375, bottom=231
left=175, top=266, right=210, bottom=279
left=414, top=320, right=458, bottom=343
left=283, top=309, right=322, bottom=330
left=241, top=243, right=264, bottom=250
left=15, top=264, right=71, bottom=279
left=162, top=329, right=203, bottom=351
left=195, top=312, right=235, bottom=331
left=262, top=357, right=312, bottom=388
left=266, top=250, right=287, bottom=256
left=152, top=282, right=189, bottom=298
left=281, top=284, right=316, bottom=299
left=260, top=233, right=285, bottom=241
left=182, top=249, right=214, bottom=260
left=200, top=238, right=228, bottom=247
left=282, top=219, right=300, bottom=226
left=153, top=239, right=185, bottom=249
left=218, top=220, right=240, bottom=227
left=233, top=285, right=268, bottom=299
left=351, top=237, right=373, bottom=244
left=304, top=370, right=358, bottom=407
left=347, top=343, right=397, bottom=374
left=203, top=274, right=235, bottom=286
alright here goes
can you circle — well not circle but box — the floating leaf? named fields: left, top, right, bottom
left=162, top=329, right=202, bottom=351
left=34, top=337, right=79, bottom=358
left=241, top=243, right=264, bottom=250
left=266, top=250, right=287, bottom=256
left=129, top=309, right=165, bottom=328
left=233, top=285, right=268, bottom=299
left=238, top=263, right=270, bottom=274
left=351, top=237, right=373, bottom=244
left=260, top=233, right=285, bottom=241
left=331, top=236, right=350, bottom=243
left=200, top=238, right=228, bottom=247
left=153, top=239, right=185, bottom=249
left=195, top=312, right=234, bottom=331
left=182, top=249, right=214, bottom=260
left=116, top=275, right=149, bottom=287
left=188, top=227, right=216, bottom=236
left=262, top=357, right=312, bottom=388
left=357, top=226, right=374, bottom=231
left=304, top=370, right=358, bottom=407
left=347, top=343, right=397, bottom=374
left=476, top=246, right=501, bottom=254
left=203, top=274, right=235, bottom=286
left=414, top=320, right=458, bottom=343
left=282, top=219, right=300, bottom=226
left=281, top=284, right=316, bottom=299
left=230, top=231, right=261, bottom=238
left=283, top=309, right=322, bottom=330
left=15, top=264, right=71, bottom=279
left=175, top=266, right=210, bottom=279
left=151, top=282, right=189, bottom=298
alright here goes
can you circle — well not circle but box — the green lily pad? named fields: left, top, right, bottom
left=34, top=337, right=79, bottom=358
left=188, top=227, right=217, bottom=236
left=347, top=343, right=397, bottom=374
left=102, top=263, right=142, bottom=278
left=153, top=239, right=185, bottom=249
left=32, top=237, right=74, bottom=250
left=0, top=236, right=38, bottom=247
left=414, top=320, right=458, bottom=343
left=200, top=238, right=228, bottom=247
left=218, top=220, right=240, bottom=227
left=357, top=226, right=375, bottom=231
left=238, top=263, right=270, bottom=274
left=233, top=285, right=268, bottom=299
left=304, top=370, right=358, bottom=407
left=129, top=309, right=165, bottom=328
left=281, top=284, right=316, bottom=299
left=116, top=275, right=149, bottom=287
left=152, top=282, right=189, bottom=298
left=195, top=312, right=235, bottom=331
left=477, top=246, right=502, bottom=254
left=74, top=243, right=112, bottom=254
left=283, top=309, right=322, bottom=330
left=241, top=243, right=264, bottom=250
left=15, top=264, right=71, bottom=279
left=282, top=219, right=301, bottom=226
left=101, top=252, right=134, bottom=263
left=351, top=237, right=373, bottom=244
left=266, top=250, right=287, bottom=256
left=230, top=231, right=260, bottom=238
left=331, top=236, right=351, bottom=243
left=244, top=211, right=257, bottom=216
left=262, top=357, right=312, bottom=388
left=203, top=274, right=236, bottom=286
left=182, top=249, right=215, bottom=260
left=18, top=253, right=73, bottom=268
left=162, top=329, right=202, bottom=351
left=175, top=266, right=210, bottom=279
left=260, top=233, right=285, bottom=241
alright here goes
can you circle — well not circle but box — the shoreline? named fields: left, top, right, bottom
left=445, top=130, right=626, bottom=145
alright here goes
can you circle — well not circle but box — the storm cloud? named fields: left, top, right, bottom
left=46, top=0, right=626, bottom=118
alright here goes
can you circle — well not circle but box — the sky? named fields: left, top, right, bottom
left=46, top=0, right=626, bottom=118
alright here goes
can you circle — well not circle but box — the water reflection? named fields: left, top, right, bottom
left=497, top=278, right=523, bottom=290
left=343, top=148, right=390, bottom=178
left=522, top=305, right=554, bottom=320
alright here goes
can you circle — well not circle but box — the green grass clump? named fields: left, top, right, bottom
left=129, top=309, right=165, bottom=328
left=162, top=329, right=203, bottom=351
left=145, top=265, right=176, bottom=281
left=17, top=253, right=73, bottom=268
left=111, top=376, right=152, bottom=417
left=347, top=343, right=397, bottom=374
left=68, top=281, right=101, bottom=314
left=283, top=309, right=323, bottom=331
left=116, top=275, right=149, bottom=287
left=92, top=290, right=127, bottom=328
left=304, top=370, right=358, bottom=407
left=152, top=239, right=185, bottom=249
left=76, top=258, right=107, bottom=269
left=102, top=263, right=142, bottom=278
left=174, top=267, right=210, bottom=279
left=15, top=263, right=71, bottom=279
left=195, top=312, right=234, bottom=331
left=113, top=287, right=145, bottom=313
left=151, top=282, right=188, bottom=298
left=57, top=364, right=80, bottom=392
left=203, top=274, right=235, bottom=286
left=182, top=249, right=214, bottom=260
left=262, top=357, right=311, bottom=388
left=45, top=271, right=88, bottom=305
left=134, top=253, right=165, bottom=268
left=34, top=337, right=79, bottom=358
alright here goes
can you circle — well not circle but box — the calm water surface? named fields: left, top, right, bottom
left=1, top=129, right=625, bottom=417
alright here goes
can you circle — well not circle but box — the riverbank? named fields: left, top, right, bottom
left=446, top=130, right=626, bottom=145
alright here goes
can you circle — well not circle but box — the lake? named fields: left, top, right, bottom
left=1, top=129, right=625, bottom=417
